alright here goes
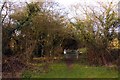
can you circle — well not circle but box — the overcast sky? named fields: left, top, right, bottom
left=1, top=0, right=119, bottom=4
left=0, top=0, right=119, bottom=32
left=1, top=0, right=119, bottom=9
left=0, top=0, right=119, bottom=19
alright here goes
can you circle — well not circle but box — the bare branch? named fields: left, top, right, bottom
left=0, top=2, right=6, bottom=13
left=0, top=2, right=7, bottom=26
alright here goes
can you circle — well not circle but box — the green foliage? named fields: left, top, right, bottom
left=2, top=1, right=68, bottom=60
left=78, top=48, right=87, bottom=54
left=2, top=1, right=119, bottom=66
left=22, top=63, right=118, bottom=78
left=22, top=70, right=32, bottom=78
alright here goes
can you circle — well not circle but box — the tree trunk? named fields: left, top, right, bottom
left=21, top=40, right=37, bottom=64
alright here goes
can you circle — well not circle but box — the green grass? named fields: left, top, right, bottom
left=22, top=63, right=118, bottom=78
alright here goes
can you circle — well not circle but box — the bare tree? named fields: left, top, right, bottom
left=69, top=1, right=119, bottom=65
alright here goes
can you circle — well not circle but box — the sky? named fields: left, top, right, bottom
left=1, top=0, right=119, bottom=10
left=55, top=0, right=119, bottom=19
left=1, top=0, right=119, bottom=4
left=1, top=0, right=119, bottom=19
left=56, top=0, right=119, bottom=5
left=0, top=0, right=119, bottom=32
left=1, top=0, right=119, bottom=21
